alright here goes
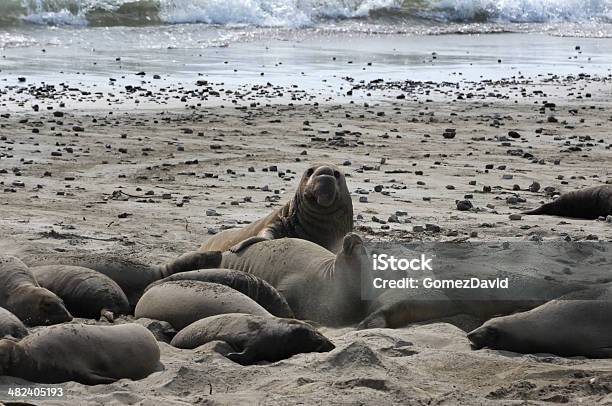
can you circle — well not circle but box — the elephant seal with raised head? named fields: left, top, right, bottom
left=171, top=313, right=334, bottom=365
left=523, top=185, right=612, bottom=219
left=0, top=256, right=72, bottom=326
left=468, top=286, right=612, bottom=358
left=0, top=323, right=161, bottom=384
left=219, top=233, right=369, bottom=326
left=146, top=269, right=294, bottom=318
left=200, top=163, right=353, bottom=254
left=30, top=265, right=130, bottom=322
left=135, top=280, right=271, bottom=330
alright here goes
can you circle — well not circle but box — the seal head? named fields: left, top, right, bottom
left=7, top=287, right=72, bottom=326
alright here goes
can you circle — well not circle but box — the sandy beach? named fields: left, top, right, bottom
left=1, top=63, right=612, bottom=403
left=2, top=0, right=612, bottom=402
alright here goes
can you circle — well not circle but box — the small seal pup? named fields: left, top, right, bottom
left=23, top=250, right=222, bottom=307
left=218, top=233, right=369, bottom=327
left=0, top=307, right=28, bottom=339
left=30, top=265, right=130, bottom=321
left=200, top=163, right=353, bottom=254
left=146, top=269, right=294, bottom=318
left=135, top=280, right=271, bottom=330
left=170, top=313, right=334, bottom=365
left=468, top=287, right=612, bottom=358
left=523, top=185, right=612, bottom=219
left=0, top=323, right=161, bottom=384
left=0, top=256, right=72, bottom=326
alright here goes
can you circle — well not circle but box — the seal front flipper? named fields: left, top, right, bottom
left=226, top=349, right=255, bottom=365
left=229, top=236, right=271, bottom=253
left=162, top=250, right=222, bottom=275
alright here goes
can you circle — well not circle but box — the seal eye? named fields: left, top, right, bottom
left=333, top=170, right=340, bottom=179
left=306, top=168, right=314, bottom=177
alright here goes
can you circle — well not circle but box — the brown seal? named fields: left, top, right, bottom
left=171, top=313, right=334, bottom=365
left=30, top=265, right=130, bottom=322
left=200, top=163, right=353, bottom=254
left=0, top=256, right=72, bottom=326
left=523, top=185, right=612, bottom=219
left=0, top=323, right=161, bottom=384
left=218, top=233, right=369, bottom=327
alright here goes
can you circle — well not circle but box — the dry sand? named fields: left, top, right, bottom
left=1, top=73, right=612, bottom=404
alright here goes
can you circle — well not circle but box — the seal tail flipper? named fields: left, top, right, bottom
left=229, top=236, right=270, bottom=253
left=100, top=309, right=114, bottom=323
left=162, top=250, right=222, bottom=276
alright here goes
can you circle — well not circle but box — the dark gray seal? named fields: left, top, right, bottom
left=218, top=233, right=369, bottom=327
left=0, top=323, right=161, bottom=384
left=200, top=163, right=353, bottom=254
left=135, top=280, right=271, bottom=330
left=0, top=307, right=28, bottom=339
left=0, top=256, right=72, bottom=326
left=170, top=313, right=334, bottom=365
left=30, top=265, right=130, bottom=321
left=145, top=269, right=294, bottom=318
left=523, top=185, right=612, bottom=219
left=468, top=286, right=612, bottom=358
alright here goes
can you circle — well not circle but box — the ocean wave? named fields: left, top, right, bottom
left=1, top=0, right=611, bottom=28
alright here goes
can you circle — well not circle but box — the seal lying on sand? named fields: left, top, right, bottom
left=0, top=256, right=72, bottom=326
left=146, top=269, right=294, bottom=318
left=171, top=313, right=334, bottom=365
left=0, top=307, right=28, bottom=339
left=0, top=323, right=161, bottom=384
left=23, top=250, right=222, bottom=307
left=219, top=233, right=369, bottom=326
left=468, top=287, right=612, bottom=358
left=135, top=280, right=271, bottom=330
left=30, top=265, right=130, bottom=321
left=200, top=163, right=353, bottom=254
left=523, top=185, right=612, bottom=219
left=358, top=273, right=586, bottom=330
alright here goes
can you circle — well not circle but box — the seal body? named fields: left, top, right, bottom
left=358, top=273, right=585, bottom=330
left=0, top=256, right=72, bottom=326
left=219, top=233, right=369, bottom=326
left=0, top=307, right=28, bottom=339
left=200, top=163, right=353, bottom=254
left=468, top=287, right=612, bottom=358
left=146, top=269, right=294, bottom=318
left=30, top=265, right=130, bottom=321
left=524, top=185, right=612, bottom=219
left=135, top=280, right=271, bottom=330
left=22, top=251, right=222, bottom=307
left=170, top=313, right=334, bottom=365
left=0, top=323, right=161, bottom=384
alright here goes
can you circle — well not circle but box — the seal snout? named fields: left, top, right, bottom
left=467, top=325, right=495, bottom=350
left=306, top=166, right=340, bottom=208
